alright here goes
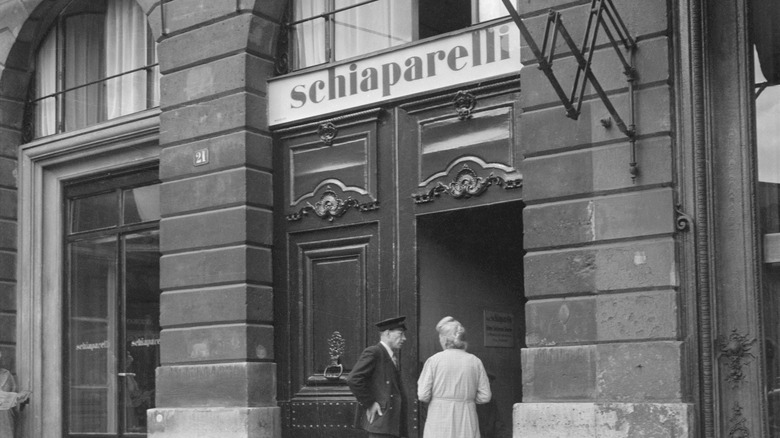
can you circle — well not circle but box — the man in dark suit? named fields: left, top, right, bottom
left=347, top=316, right=408, bottom=438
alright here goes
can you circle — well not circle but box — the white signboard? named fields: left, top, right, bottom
left=268, top=21, right=522, bottom=126
left=484, top=310, right=514, bottom=348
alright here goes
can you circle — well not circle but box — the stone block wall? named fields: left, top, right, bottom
left=514, top=0, right=694, bottom=435
left=0, top=0, right=33, bottom=373
left=147, top=0, right=285, bottom=436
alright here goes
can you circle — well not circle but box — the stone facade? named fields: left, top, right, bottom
left=0, top=0, right=761, bottom=437
left=151, top=1, right=283, bottom=436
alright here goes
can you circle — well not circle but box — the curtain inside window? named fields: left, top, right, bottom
left=64, top=13, right=105, bottom=132
left=32, top=0, right=158, bottom=139
left=333, top=0, right=413, bottom=61
left=35, top=31, right=57, bottom=137
left=477, top=0, right=510, bottom=23
left=105, top=0, right=148, bottom=120
left=292, top=0, right=328, bottom=69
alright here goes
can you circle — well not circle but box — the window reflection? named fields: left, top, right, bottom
left=66, top=173, right=159, bottom=436
left=69, top=237, right=117, bottom=433
left=123, top=232, right=160, bottom=433
left=123, top=184, right=160, bottom=224
left=71, top=192, right=119, bottom=233
left=756, top=43, right=780, bottom=438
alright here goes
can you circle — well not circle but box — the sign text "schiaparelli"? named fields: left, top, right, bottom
left=268, top=21, right=522, bottom=126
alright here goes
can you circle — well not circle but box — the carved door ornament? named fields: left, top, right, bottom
left=318, top=122, right=339, bottom=145
left=728, top=403, right=750, bottom=438
left=719, top=329, right=756, bottom=387
left=453, top=91, right=477, bottom=120
left=413, top=164, right=521, bottom=204
left=287, top=187, right=379, bottom=221
left=324, top=331, right=346, bottom=380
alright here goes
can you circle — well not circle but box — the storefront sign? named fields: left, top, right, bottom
left=268, top=21, right=522, bottom=126
left=484, top=310, right=514, bottom=348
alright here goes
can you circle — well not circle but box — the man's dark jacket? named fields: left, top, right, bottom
left=347, top=343, right=406, bottom=436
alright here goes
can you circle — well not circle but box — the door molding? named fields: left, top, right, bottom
left=696, top=0, right=767, bottom=435
left=17, top=110, right=160, bottom=437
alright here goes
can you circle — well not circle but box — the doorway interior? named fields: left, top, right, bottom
left=416, top=201, right=525, bottom=431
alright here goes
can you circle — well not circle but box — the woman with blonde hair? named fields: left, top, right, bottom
left=417, top=316, right=491, bottom=438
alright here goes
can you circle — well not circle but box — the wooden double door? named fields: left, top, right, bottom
left=274, top=79, right=525, bottom=437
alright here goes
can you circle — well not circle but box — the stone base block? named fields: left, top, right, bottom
left=148, top=407, right=281, bottom=438
left=513, top=402, right=694, bottom=437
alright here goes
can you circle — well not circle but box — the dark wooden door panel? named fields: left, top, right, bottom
left=279, top=223, right=381, bottom=437
left=287, top=223, right=380, bottom=398
left=275, top=81, right=524, bottom=438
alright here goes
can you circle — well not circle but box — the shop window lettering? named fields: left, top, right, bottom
left=76, top=341, right=110, bottom=351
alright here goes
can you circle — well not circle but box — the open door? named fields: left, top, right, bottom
left=416, top=202, right=524, bottom=437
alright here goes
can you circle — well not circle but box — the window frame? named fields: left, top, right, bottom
left=286, top=0, right=508, bottom=72
left=29, top=0, right=160, bottom=139
left=17, top=109, right=161, bottom=438
left=64, top=167, right=160, bottom=436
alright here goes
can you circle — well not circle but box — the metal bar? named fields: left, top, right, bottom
left=580, top=0, right=599, bottom=54
left=161, top=0, right=167, bottom=36
left=548, top=13, right=560, bottom=65
left=541, top=12, right=554, bottom=63
left=30, top=64, right=160, bottom=104
left=288, top=0, right=378, bottom=26
left=574, top=2, right=606, bottom=113
left=627, top=45, right=638, bottom=179
left=756, top=83, right=770, bottom=99
left=600, top=19, right=633, bottom=74
left=499, top=0, right=579, bottom=118
left=557, top=22, right=631, bottom=136
left=567, top=3, right=597, bottom=110
left=603, top=0, right=635, bottom=50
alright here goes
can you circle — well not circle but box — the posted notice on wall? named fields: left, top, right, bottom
left=484, top=310, right=514, bottom=348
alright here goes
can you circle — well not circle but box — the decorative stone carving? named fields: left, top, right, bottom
left=287, top=187, right=378, bottom=221
left=728, top=403, right=750, bottom=438
left=675, top=203, right=694, bottom=232
left=453, top=90, right=477, bottom=120
left=318, top=122, right=338, bottom=145
left=719, top=329, right=756, bottom=387
left=413, top=164, right=521, bottom=204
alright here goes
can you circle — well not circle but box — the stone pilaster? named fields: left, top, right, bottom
left=148, top=1, right=285, bottom=436
left=514, top=0, right=693, bottom=434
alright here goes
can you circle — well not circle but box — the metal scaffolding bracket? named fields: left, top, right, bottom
left=500, top=0, right=640, bottom=179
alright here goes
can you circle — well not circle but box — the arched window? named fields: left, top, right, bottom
left=32, top=0, right=159, bottom=137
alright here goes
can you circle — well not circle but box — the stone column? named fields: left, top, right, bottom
left=147, top=1, right=284, bottom=437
